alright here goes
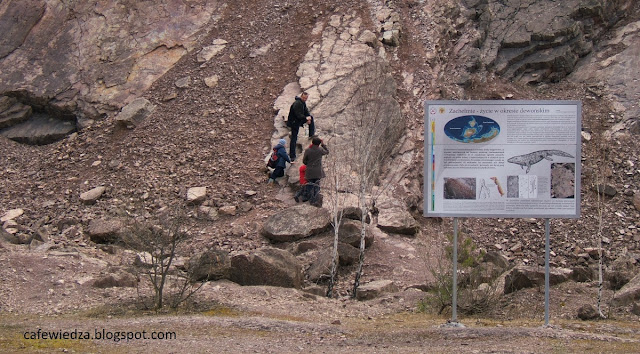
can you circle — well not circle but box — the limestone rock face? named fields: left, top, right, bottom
left=0, top=0, right=220, bottom=123
left=269, top=13, right=408, bottom=241
left=272, top=13, right=404, bottom=189
left=570, top=18, right=640, bottom=134
left=460, top=0, right=634, bottom=84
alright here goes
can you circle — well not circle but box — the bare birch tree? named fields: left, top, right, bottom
left=342, top=57, right=405, bottom=298
left=310, top=38, right=404, bottom=298
left=323, top=156, right=349, bottom=298
left=591, top=124, right=610, bottom=319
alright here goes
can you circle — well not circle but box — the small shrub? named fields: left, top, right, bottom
left=123, top=208, right=209, bottom=310
left=421, top=230, right=496, bottom=316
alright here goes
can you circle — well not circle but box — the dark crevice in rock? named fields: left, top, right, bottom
left=0, top=91, right=78, bottom=145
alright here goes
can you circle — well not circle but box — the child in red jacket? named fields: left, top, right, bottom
left=294, top=165, right=310, bottom=202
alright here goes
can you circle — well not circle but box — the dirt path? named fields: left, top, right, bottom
left=2, top=309, right=639, bottom=353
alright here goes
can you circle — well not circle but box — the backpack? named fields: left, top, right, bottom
left=266, top=148, right=279, bottom=168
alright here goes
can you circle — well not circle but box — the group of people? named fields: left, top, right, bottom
left=267, top=92, right=328, bottom=206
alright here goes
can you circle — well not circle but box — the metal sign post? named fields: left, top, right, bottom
left=452, top=217, right=458, bottom=323
left=443, top=218, right=464, bottom=327
left=544, top=218, right=551, bottom=327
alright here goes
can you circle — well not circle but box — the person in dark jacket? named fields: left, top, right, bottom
left=287, top=92, right=315, bottom=160
left=268, top=139, right=291, bottom=184
left=302, top=137, right=329, bottom=205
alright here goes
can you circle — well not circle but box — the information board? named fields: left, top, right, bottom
left=424, top=100, right=581, bottom=218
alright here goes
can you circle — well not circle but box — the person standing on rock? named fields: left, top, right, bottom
left=302, top=137, right=328, bottom=206
left=268, top=139, right=291, bottom=184
left=287, top=92, right=315, bottom=161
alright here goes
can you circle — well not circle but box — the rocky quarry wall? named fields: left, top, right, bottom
left=1, top=0, right=640, bottom=305
left=0, top=0, right=220, bottom=142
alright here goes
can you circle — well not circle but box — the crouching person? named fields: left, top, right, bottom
left=268, top=139, right=291, bottom=184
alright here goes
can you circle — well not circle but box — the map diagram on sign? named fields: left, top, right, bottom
left=444, top=115, right=500, bottom=143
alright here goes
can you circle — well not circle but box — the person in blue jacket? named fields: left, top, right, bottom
left=268, top=139, right=291, bottom=184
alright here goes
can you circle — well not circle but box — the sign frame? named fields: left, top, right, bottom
left=424, top=100, right=582, bottom=219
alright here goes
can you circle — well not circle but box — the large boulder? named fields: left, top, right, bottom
left=307, top=249, right=334, bottom=283
left=261, top=204, right=331, bottom=243
left=115, top=98, right=156, bottom=129
left=230, top=247, right=303, bottom=289
left=337, top=242, right=360, bottom=266
left=606, top=254, right=637, bottom=290
left=612, top=272, right=640, bottom=307
left=92, top=271, right=137, bottom=288
left=503, top=265, right=572, bottom=294
left=87, top=218, right=126, bottom=244
left=338, top=220, right=374, bottom=249
left=577, top=304, right=601, bottom=320
left=376, top=207, right=420, bottom=235
left=187, top=249, right=231, bottom=282
left=356, top=280, right=398, bottom=301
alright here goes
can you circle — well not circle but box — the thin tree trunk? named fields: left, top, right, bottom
left=327, top=220, right=340, bottom=298
left=327, top=174, right=342, bottom=298
left=596, top=183, right=606, bottom=318
left=352, top=185, right=368, bottom=298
